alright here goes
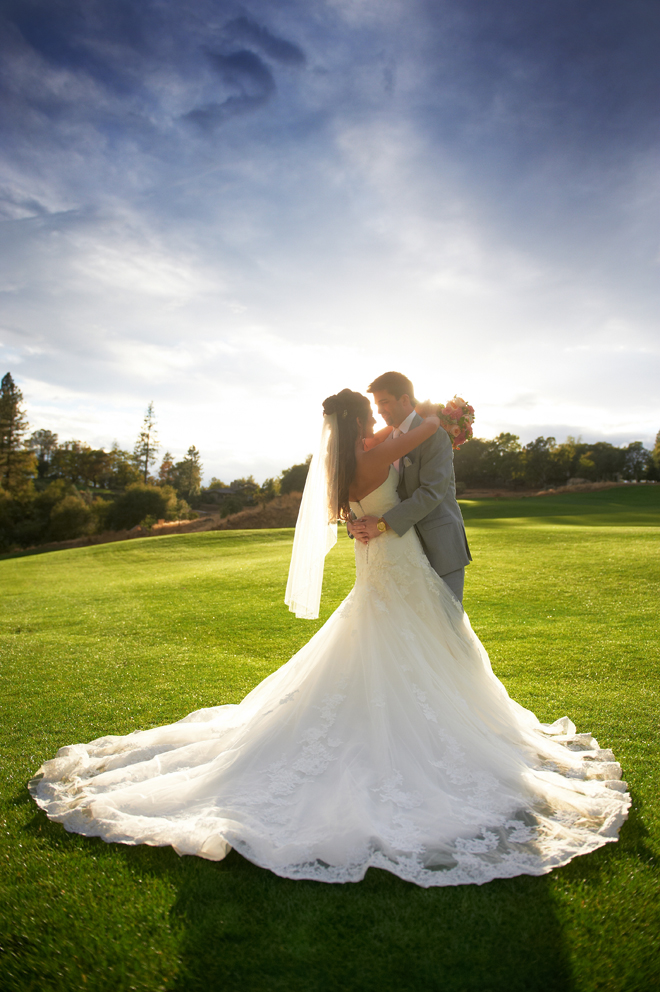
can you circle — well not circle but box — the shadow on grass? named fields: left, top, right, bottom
left=460, top=484, right=660, bottom=528
left=19, top=807, right=581, bottom=992
left=19, top=786, right=652, bottom=992
left=163, top=852, right=575, bottom=992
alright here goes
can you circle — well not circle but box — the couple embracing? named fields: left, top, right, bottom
left=30, top=370, right=629, bottom=888
left=345, top=370, right=471, bottom=604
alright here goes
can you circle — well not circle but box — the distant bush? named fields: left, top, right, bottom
left=219, top=495, right=244, bottom=518
left=0, top=489, right=22, bottom=549
left=0, top=480, right=106, bottom=550
left=105, top=483, right=179, bottom=531
left=46, top=493, right=93, bottom=542
left=280, top=459, right=310, bottom=495
left=0, top=471, right=198, bottom=551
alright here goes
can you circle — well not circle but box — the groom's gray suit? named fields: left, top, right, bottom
left=382, top=413, right=471, bottom=598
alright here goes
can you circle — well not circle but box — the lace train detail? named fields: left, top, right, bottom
left=30, top=468, right=630, bottom=887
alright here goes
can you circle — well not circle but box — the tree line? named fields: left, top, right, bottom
left=27, top=400, right=204, bottom=499
left=0, top=372, right=312, bottom=550
left=2, top=371, right=657, bottom=551
left=452, top=431, right=660, bottom=490
left=247, top=430, right=659, bottom=497
left=0, top=374, right=205, bottom=550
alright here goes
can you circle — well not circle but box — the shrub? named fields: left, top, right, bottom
left=90, top=496, right=112, bottom=532
left=280, top=460, right=310, bottom=495
left=105, top=483, right=178, bottom=531
left=0, top=489, right=20, bottom=550
left=46, top=494, right=93, bottom=542
left=174, top=497, right=195, bottom=520
left=219, top=495, right=244, bottom=518
left=0, top=480, right=102, bottom=549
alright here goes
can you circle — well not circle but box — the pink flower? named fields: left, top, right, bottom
left=438, top=395, right=475, bottom=442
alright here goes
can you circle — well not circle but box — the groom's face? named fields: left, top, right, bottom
left=372, top=390, right=411, bottom=428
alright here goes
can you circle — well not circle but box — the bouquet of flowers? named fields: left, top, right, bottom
left=417, top=396, right=475, bottom=450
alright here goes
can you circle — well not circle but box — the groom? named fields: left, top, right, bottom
left=349, top=371, right=471, bottom=603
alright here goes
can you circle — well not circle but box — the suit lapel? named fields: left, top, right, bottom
left=397, top=458, right=407, bottom=499
left=398, top=413, right=422, bottom=490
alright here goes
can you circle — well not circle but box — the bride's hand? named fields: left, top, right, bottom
left=415, top=400, right=438, bottom=418
left=424, top=415, right=440, bottom=429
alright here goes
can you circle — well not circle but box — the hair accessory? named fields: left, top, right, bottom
left=342, top=409, right=348, bottom=418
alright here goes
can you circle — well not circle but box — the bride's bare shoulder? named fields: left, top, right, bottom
left=349, top=463, right=392, bottom=502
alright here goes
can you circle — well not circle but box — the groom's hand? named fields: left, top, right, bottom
left=347, top=520, right=370, bottom=544
left=352, top=515, right=388, bottom=540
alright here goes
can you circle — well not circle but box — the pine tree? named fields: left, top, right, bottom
left=0, top=372, right=32, bottom=491
left=30, top=429, right=59, bottom=479
left=158, top=451, right=176, bottom=485
left=134, top=401, right=159, bottom=483
left=174, top=445, right=203, bottom=500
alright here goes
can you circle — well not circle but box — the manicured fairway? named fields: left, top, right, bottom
left=1, top=486, right=659, bottom=992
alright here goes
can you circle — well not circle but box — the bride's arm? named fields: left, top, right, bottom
left=358, top=417, right=440, bottom=469
left=363, top=425, right=393, bottom=450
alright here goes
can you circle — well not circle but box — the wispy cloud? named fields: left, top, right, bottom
left=223, top=16, right=306, bottom=66
left=0, top=0, right=658, bottom=480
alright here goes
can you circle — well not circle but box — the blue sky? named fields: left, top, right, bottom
left=1, top=0, right=658, bottom=482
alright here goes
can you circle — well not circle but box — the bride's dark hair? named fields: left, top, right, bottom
left=322, top=388, right=372, bottom=521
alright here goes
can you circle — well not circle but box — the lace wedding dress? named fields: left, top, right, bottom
left=30, top=467, right=629, bottom=887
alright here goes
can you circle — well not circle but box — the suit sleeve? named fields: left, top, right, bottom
left=382, top=428, right=453, bottom=537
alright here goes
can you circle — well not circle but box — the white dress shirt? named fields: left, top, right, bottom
left=392, top=409, right=417, bottom=472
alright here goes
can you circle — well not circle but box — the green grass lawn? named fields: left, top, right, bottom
left=1, top=486, right=659, bottom=992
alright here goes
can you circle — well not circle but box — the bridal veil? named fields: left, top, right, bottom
left=284, top=412, right=338, bottom=619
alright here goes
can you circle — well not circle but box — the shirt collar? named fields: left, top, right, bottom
left=397, top=410, right=417, bottom=435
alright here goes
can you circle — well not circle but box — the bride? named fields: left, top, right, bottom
left=30, top=388, right=629, bottom=887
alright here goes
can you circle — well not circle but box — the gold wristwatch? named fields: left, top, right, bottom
left=376, top=517, right=387, bottom=533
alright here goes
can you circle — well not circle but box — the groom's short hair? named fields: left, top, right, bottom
left=367, top=372, right=416, bottom=404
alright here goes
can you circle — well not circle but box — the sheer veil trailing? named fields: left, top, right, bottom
left=284, top=413, right=339, bottom=619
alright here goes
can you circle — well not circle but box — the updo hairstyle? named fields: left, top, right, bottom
left=322, top=388, right=372, bottom=520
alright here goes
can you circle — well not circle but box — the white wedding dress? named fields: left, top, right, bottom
left=30, top=467, right=630, bottom=887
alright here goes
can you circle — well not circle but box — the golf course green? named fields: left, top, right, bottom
left=1, top=485, right=658, bottom=991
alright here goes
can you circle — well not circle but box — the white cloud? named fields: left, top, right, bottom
left=1, top=0, right=658, bottom=481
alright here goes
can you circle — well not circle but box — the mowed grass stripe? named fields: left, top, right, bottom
left=0, top=486, right=658, bottom=992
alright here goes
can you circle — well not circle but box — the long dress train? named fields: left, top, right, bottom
left=29, top=467, right=629, bottom=887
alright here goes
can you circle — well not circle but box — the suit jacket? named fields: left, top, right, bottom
left=382, top=413, right=471, bottom=577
